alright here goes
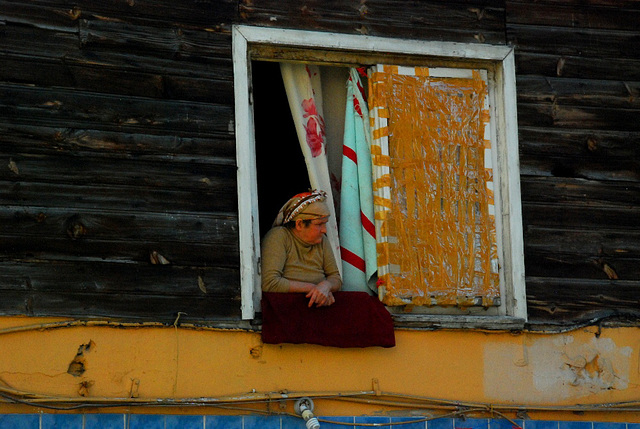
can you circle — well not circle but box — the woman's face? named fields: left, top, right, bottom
left=294, top=217, right=328, bottom=245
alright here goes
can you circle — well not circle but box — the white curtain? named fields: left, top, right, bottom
left=280, top=63, right=342, bottom=274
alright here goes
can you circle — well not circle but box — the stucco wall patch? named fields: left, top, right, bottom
left=484, top=333, right=632, bottom=403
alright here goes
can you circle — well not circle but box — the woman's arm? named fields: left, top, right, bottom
left=302, top=238, right=342, bottom=307
left=260, top=228, right=291, bottom=292
left=304, top=277, right=340, bottom=307
left=286, top=277, right=340, bottom=307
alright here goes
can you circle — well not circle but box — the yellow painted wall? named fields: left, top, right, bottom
left=0, top=317, right=639, bottom=422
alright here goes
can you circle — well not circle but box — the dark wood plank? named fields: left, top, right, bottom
left=508, top=23, right=640, bottom=59
left=2, top=291, right=241, bottom=322
left=0, top=205, right=238, bottom=244
left=517, top=75, right=640, bottom=109
left=520, top=154, right=640, bottom=182
left=0, top=260, right=241, bottom=321
left=2, top=181, right=237, bottom=215
left=0, top=83, right=234, bottom=137
left=0, top=54, right=235, bottom=103
left=0, top=54, right=75, bottom=89
left=0, top=14, right=234, bottom=67
left=1, top=0, right=238, bottom=29
left=518, top=127, right=640, bottom=160
left=525, top=251, right=640, bottom=280
left=523, top=205, right=639, bottom=280
left=526, top=277, right=640, bottom=323
left=1, top=186, right=237, bottom=267
left=520, top=176, right=640, bottom=207
left=1, top=236, right=239, bottom=268
left=518, top=102, right=640, bottom=131
left=0, top=18, right=79, bottom=58
left=0, top=23, right=234, bottom=85
left=27, top=292, right=242, bottom=322
left=0, top=205, right=240, bottom=266
left=0, top=261, right=239, bottom=295
left=507, top=2, right=640, bottom=31
left=515, top=52, right=640, bottom=81
left=239, top=0, right=506, bottom=44
left=525, top=226, right=640, bottom=257
left=523, top=203, right=640, bottom=230
left=507, top=0, right=640, bottom=10
left=362, top=0, right=505, bottom=44
left=0, top=153, right=237, bottom=192
left=77, top=19, right=232, bottom=63
left=161, top=74, right=235, bottom=104
left=0, top=17, right=233, bottom=98
left=0, top=1, right=80, bottom=30
left=0, top=124, right=236, bottom=159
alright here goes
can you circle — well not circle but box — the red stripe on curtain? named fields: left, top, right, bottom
left=340, top=246, right=366, bottom=272
left=360, top=211, right=376, bottom=238
left=343, top=145, right=358, bottom=164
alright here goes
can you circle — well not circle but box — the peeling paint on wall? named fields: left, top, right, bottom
left=484, top=333, right=633, bottom=403
left=67, top=340, right=95, bottom=377
left=552, top=336, right=631, bottom=393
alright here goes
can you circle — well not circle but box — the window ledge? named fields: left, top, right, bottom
left=392, top=314, right=526, bottom=331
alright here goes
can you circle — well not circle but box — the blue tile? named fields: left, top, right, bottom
left=490, top=419, right=524, bottom=429
left=84, top=413, right=124, bottom=429
left=628, top=424, right=640, bottom=429
left=559, top=422, right=591, bottom=429
left=206, top=415, right=243, bottom=429
left=165, top=415, right=203, bottom=429
left=455, top=418, right=489, bottom=429
left=127, top=414, right=164, bottom=429
left=319, top=416, right=354, bottom=429
left=355, top=416, right=391, bottom=429
left=243, top=414, right=282, bottom=429
left=0, top=414, right=39, bottom=429
left=526, top=421, right=558, bottom=429
left=391, top=416, right=427, bottom=429
left=594, top=423, right=625, bottom=429
left=282, top=414, right=307, bottom=429
left=430, top=418, right=455, bottom=429
left=42, top=414, right=83, bottom=429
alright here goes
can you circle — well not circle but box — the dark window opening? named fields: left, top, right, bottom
left=252, top=60, right=310, bottom=239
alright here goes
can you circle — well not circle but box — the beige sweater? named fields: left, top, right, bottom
left=261, top=226, right=342, bottom=292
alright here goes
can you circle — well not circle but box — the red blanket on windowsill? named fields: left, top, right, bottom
left=261, top=291, right=395, bottom=348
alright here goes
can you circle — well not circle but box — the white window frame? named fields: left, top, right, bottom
left=233, top=25, right=526, bottom=328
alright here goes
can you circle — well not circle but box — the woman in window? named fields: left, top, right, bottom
left=261, top=190, right=342, bottom=307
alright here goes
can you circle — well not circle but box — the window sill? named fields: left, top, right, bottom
left=392, top=314, right=526, bottom=331
left=246, top=314, right=525, bottom=333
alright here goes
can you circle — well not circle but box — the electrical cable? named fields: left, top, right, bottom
left=0, top=391, right=518, bottom=428
left=1, top=385, right=640, bottom=416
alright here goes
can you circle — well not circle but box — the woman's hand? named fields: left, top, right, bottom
left=306, top=281, right=335, bottom=307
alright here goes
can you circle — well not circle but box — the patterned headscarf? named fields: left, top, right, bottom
left=273, top=190, right=330, bottom=227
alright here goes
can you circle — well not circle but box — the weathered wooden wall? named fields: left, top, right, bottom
left=507, top=0, right=640, bottom=325
left=0, top=0, right=241, bottom=322
left=1, top=0, right=638, bottom=327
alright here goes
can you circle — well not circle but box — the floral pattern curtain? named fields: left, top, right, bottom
left=280, top=63, right=341, bottom=272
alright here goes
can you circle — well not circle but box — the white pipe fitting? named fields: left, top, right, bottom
left=294, top=397, right=320, bottom=429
